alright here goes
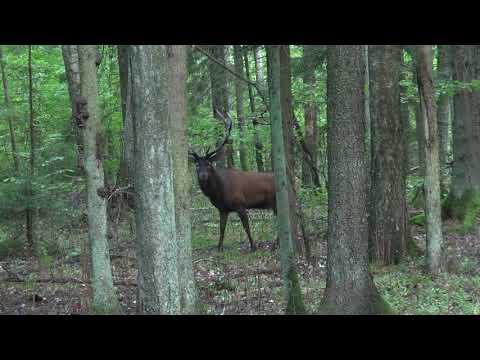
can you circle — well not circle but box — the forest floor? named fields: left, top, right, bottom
left=1, top=206, right=480, bottom=315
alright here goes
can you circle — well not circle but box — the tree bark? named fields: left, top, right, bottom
left=446, top=45, right=480, bottom=217
left=267, top=45, right=306, bottom=314
left=61, top=45, right=84, bottom=171
left=207, top=45, right=233, bottom=168
left=321, top=45, right=389, bottom=314
left=0, top=46, right=20, bottom=174
left=166, top=45, right=199, bottom=314
left=368, top=45, right=407, bottom=265
left=244, top=47, right=264, bottom=172
left=78, top=45, right=120, bottom=314
left=129, top=45, right=181, bottom=314
left=416, top=45, right=445, bottom=274
left=233, top=45, right=248, bottom=171
left=302, top=45, right=319, bottom=187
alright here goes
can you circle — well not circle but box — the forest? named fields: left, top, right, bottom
left=0, top=44, right=479, bottom=315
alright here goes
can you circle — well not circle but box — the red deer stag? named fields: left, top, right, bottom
left=189, top=112, right=276, bottom=252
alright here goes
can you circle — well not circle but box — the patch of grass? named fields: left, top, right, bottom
left=0, top=227, right=24, bottom=259
left=374, top=256, right=480, bottom=315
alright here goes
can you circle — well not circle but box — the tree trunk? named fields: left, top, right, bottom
left=368, top=45, right=407, bottom=265
left=26, top=45, right=36, bottom=254
left=302, top=45, right=319, bottom=187
left=233, top=45, right=248, bottom=171
left=267, top=45, right=306, bottom=315
left=0, top=46, right=20, bottom=174
left=278, top=45, right=305, bottom=256
left=78, top=45, right=120, bottom=314
left=166, top=45, right=199, bottom=314
left=61, top=45, right=84, bottom=171
left=129, top=45, right=181, bottom=314
left=117, top=45, right=134, bottom=190
left=446, top=45, right=480, bottom=219
left=321, top=45, right=389, bottom=315
left=255, top=46, right=266, bottom=95
left=436, top=45, right=451, bottom=183
left=244, top=47, right=264, bottom=172
left=410, top=55, right=426, bottom=177
left=207, top=45, right=233, bottom=168
left=416, top=45, right=445, bottom=274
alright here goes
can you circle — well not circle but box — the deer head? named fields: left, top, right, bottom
left=189, top=111, right=232, bottom=183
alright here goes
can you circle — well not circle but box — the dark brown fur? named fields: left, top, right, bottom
left=197, top=165, right=276, bottom=252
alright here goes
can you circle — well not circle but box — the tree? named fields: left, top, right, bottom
left=167, top=45, right=199, bottom=314
left=26, top=45, right=36, bottom=253
left=117, top=45, right=134, bottom=190
left=321, top=45, right=389, bottom=314
left=128, top=45, right=189, bottom=314
left=78, top=45, right=120, bottom=314
left=243, top=47, right=264, bottom=172
left=207, top=45, right=233, bottom=168
left=61, top=45, right=83, bottom=171
left=0, top=45, right=20, bottom=174
left=302, top=45, right=319, bottom=187
left=436, top=45, right=452, bottom=183
left=267, top=45, right=306, bottom=314
left=445, top=45, right=480, bottom=221
left=277, top=45, right=307, bottom=256
left=416, top=45, right=445, bottom=274
left=233, top=45, right=248, bottom=171
left=368, top=45, right=407, bottom=265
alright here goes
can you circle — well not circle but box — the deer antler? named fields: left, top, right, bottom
left=205, top=111, right=233, bottom=160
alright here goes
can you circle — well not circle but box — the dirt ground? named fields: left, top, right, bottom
left=1, top=212, right=479, bottom=315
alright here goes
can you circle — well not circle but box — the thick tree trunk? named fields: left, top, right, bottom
left=267, top=45, right=306, bottom=314
left=416, top=45, right=445, bottom=274
left=436, top=45, right=451, bottom=183
left=233, top=45, right=248, bottom=171
left=446, top=45, right=480, bottom=218
left=302, top=45, right=319, bottom=187
left=129, top=45, right=181, bottom=314
left=207, top=45, right=233, bottom=168
left=368, top=45, right=407, bottom=265
left=244, top=48, right=264, bottom=172
left=0, top=46, right=20, bottom=174
left=61, top=45, right=84, bottom=171
left=166, top=45, right=199, bottom=314
left=78, top=45, right=120, bottom=314
left=321, top=45, right=389, bottom=315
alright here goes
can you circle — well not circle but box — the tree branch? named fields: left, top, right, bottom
left=192, top=45, right=269, bottom=111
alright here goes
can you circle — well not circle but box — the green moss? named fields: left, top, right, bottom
left=285, top=267, right=307, bottom=314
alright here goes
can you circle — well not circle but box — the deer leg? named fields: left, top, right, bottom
left=218, top=211, right=229, bottom=252
left=237, top=208, right=256, bottom=252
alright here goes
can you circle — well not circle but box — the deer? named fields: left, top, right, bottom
left=189, top=112, right=276, bottom=252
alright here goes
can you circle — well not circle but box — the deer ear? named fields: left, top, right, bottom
left=208, top=148, right=226, bottom=163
